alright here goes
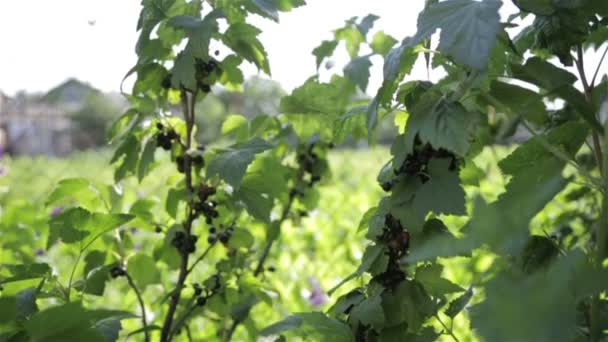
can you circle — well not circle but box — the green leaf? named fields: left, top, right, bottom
left=24, top=303, right=103, bottom=342
left=229, top=228, right=255, bottom=249
left=223, top=23, right=270, bottom=74
left=498, top=122, right=588, bottom=176
left=328, top=244, right=385, bottom=295
left=411, top=0, right=502, bottom=69
left=171, top=51, right=197, bottom=90
left=445, top=287, right=473, bottom=318
left=510, top=57, right=577, bottom=90
left=126, top=253, right=161, bottom=289
left=382, top=280, right=435, bottom=332
left=234, top=186, right=273, bottom=222
left=219, top=55, right=244, bottom=88
left=335, top=26, right=365, bottom=58
left=82, top=266, right=111, bottom=296
left=137, top=138, right=156, bottom=182
left=415, top=263, right=464, bottom=297
left=0, top=297, right=17, bottom=324
left=356, top=14, right=379, bottom=36
left=397, top=92, right=478, bottom=156
left=250, top=0, right=280, bottom=21
left=343, top=56, right=372, bottom=92
left=221, top=114, right=249, bottom=142
left=489, top=81, right=548, bottom=125
left=280, top=79, right=349, bottom=116
left=48, top=208, right=134, bottom=248
left=370, top=31, right=398, bottom=56
left=469, top=251, right=602, bottom=341
left=512, top=0, right=555, bottom=15
left=412, top=159, right=467, bottom=219
left=46, top=178, right=102, bottom=211
left=0, top=263, right=51, bottom=285
left=15, top=288, right=38, bottom=319
left=168, top=10, right=222, bottom=59
left=260, top=312, right=354, bottom=341
left=312, top=40, right=338, bottom=70
left=207, top=138, right=274, bottom=189
left=349, top=294, right=385, bottom=330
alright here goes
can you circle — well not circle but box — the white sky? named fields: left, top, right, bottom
left=0, top=1, right=604, bottom=98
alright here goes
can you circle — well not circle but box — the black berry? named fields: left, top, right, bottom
left=196, top=296, right=207, bottom=306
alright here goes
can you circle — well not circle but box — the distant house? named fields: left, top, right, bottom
left=0, top=79, right=104, bottom=156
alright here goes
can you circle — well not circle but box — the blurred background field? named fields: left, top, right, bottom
left=0, top=144, right=521, bottom=341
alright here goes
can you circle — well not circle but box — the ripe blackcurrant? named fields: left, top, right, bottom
left=110, top=266, right=126, bottom=278
left=193, top=284, right=203, bottom=296
left=200, top=84, right=211, bottom=93
left=156, top=122, right=164, bottom=130
left=208, top=234, right=217, bottom=244
left=218, top=232, right=230, bottom=244
left=155, top=225, right=163, bottom=233
left=161, top=74, right=172, bottom=89
left=196, top=296, right=207, bottom=306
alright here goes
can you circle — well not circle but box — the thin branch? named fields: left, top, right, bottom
left=576, top=45, right=590, bottom=91
left=434, top=314, right=460, bottom=342
left=187, top=244, right=214, bottom=276
left=125, top=272, right=150, bottom=342
left=254, top=193, right=296, bottom=276
left=160, top=87, right=198, bottom=342
left=591, top=44, right=608, bottom=88
left=575, top=45, right=603, bottom=175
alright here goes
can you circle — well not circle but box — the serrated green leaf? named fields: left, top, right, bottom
left=343, top=56, right=372, bottom=91
left=415, top=263, right=464, bottom=297
left=46, top=178, right=102, bottom=211
left=412, top=159, right=467, bottom=219
left=229, top=228, right=255, bottom=249
left=512, top=0, right=554, bottom=15
left=234, top=186, right=273, bottom=222
left=207, top=138, right=274, bottom=189
left=223, top=23, right=270, bottom=74
left=168, top=10, right=222, bottom=59
left=127, top=253, right=161, bottom=289
left=260, top=312, right=354, bottom=341
left=349, top=294, right=385, bottom=330
left=280, top=79, right=349, bottom=116
left=335, top=26, right=365, bottom=58
left=137, top=138, right=156, bottom=182
left=371, top=31, right=398, bottom=56
left=489, top=80, right=548, bottom=125
left=445, top=287, right=473, bottom=318
left=312, top=40, right=338, bottom=70
left=398, top=92, right=478, bottom=156
left=411, top=0, right=502, bottom=70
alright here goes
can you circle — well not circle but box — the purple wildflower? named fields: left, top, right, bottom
left=50, top=206, right=64, bottom=217
left=308, top=277, right=328, bottom=307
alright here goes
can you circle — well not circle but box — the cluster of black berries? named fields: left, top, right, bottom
left=172, top=231, right=198, bottom=255
left=175, top=154, right=204, bottom=173
left=378, top=214, right=410, bottom=257
left=372, top=214, right=410, bottom=288
left=109, top=265, right=127, bottom=279
left=194, top=183, right=219, bottom=224
left=383, top=136, right=459, bottom=191
left=207, top=225, right=233, bottom=245
left=155, top=122, right=179, bottom=151
left=195, top=57, right=220, bottom=93
left=191, top=283, right=208, bottom=306
left=296, top=143, right=326, bottom=187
